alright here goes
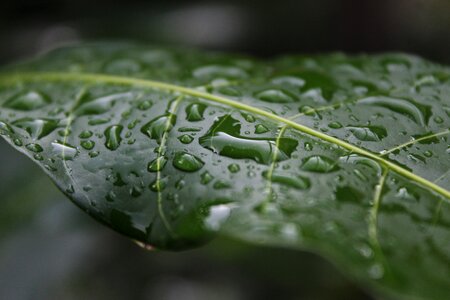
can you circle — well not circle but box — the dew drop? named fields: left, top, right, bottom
left=213, top=180, right=231, bottom=190
left=347, top=126, right=387, bottom=142
left=26, top=143, right=43, bottom=153
left=104, top=125, right=123, bottom=151
left=255, top=124, right=270, bottom=134
left=173, top=152, right=204, bottom=172
left=81, top=140, right=95, bottom=150
left=178, top=134, right=194, bottom=144
left=228, top=163, right=240, bottom=173
left=141, top=114, right=175, bottom=142
left=201, top=171, right=214, bottom=184
left=301, top=155, right=339, bottom=173
left=150, top=177, right=168, bottom=192
left=148, top=156, right=168, bottom=172
left=186, top=103, right=206, bottom=122
left=75, top=92, right=132, bottom=116
left=328, top=121, right=343, bottom=129
left=138, top=100, right=152, bottom=111
left=255, top=89, right=296, bottom=103
left=262, top=170, right=310, bottom=190
left=51, top=141, right=79, bottom=160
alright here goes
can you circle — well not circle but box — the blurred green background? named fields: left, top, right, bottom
left=1, top=0, right=449, bottom=299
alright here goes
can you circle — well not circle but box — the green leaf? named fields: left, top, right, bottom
left=0, top=43, right=449, bottom=299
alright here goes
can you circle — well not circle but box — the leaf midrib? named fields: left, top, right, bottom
left=0, top=71, right=449, bottom=200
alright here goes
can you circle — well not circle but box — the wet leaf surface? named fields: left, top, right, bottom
left=0, top=43, right=449, bottom=299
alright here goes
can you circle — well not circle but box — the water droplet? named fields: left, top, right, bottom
left=150, top=177, right=168, bottom=192
left=433, top=116, right=443, bottom=124
left=242, top=113, right=256, bottom=123
left=199, top=115, right=297, bottom=164
left=12, top=118, right=59, bottom=139
left=255, top=89, right=296, bottom=103
left=201, top=171, right=214, bottom=184
left=423, top=150, right=433, bottom=158
left=186, top=103, right=206, bottom=122
left=26, top=143, right=43, bottom=153
left=178, top=126, right=202, bottom=132
left=81, top=140, right=95, bottom=150
left=347, top=126, right=387, bottom=142
left=271, top=76, right=305, bottom=87
left=141, top=114, right=175, bottom=142
left=13, top=138, right=22, bottom=146
left=88, top=118, right=110, bottom=126
left=0, top=121, right=13, bottom=135
left=328, top=122, right=343, bottom=129
left=368, top=263, right=384, bottom=279
left=263, top=170, right=310, bottom=190
left=138, top=100, right=152, bottom=111
left=359, top=96, right=431, bottom=126
left=173, top=152, right=204, bottom=172
left=104, top=125, right=123, bottom=151
left=304, top=142, right=313, bottom=151
left=178, top=134, right=194, bottom=144
left=3, top=91, right=50, bottom=111
left=193, top=65, right=248, bottom=79
left=228, top=163, right=240, bottom=173
left=34, top=153, right=44, bottom=161
left=148, top=156, right=167, bottom=172
left=255, top=124, right=270, bottom=134
left=301, top=155, right=339, bottom=173
left=51, top=141, right=79, bottom=160
left=213, top=180, right=231, bottom=189
left=79, top=130, right=93, bottom=139
left=89, top=151, right=100, bottom=158
left=75, top=92, right=132, bottom=116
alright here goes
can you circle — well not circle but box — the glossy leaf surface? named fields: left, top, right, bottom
left=0, top=43, right=449, bottom=299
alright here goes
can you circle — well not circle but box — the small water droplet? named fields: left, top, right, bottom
left=178, top=134, right=194, bottom=144
left=262, top=170, right=310, bottom=190
left=255, top=124, right=270, bottom=134
left=80, top=140, right=95, bottom=150
left=301, top=155, right=339, bottom=173
left=51, top=141, right=79, bottom=160
left=141, top=114, right=175, bottom=142
left=255, top=89, right=296, bottom=103
left=173, top=152, right=204, bottom=172
left=213, top=180, right=231, bottom=189
left=89, top=151, right=100, bottom=158
left=242, top=113, right=256, bottom=123
left=148, top=156, right=167, bottom=172
left=79, top=130, right=93, bottom=139
left=150, top=177, right=168, bottom=192
left=75, top=92, right=132, bottom=116
left=201, top=171, right=214, bottom=184
left=26, top=143, right=43, bottom=153
left=104, top=125, right=123, bottom=151
left=138, top=100, right=152, bottom=111
left=328, top=121, right=343, bottom=129
left=13, top=138, right=22, bottom=146
left=228, top=163, right=240, bottom=173
left=347, top=126, right=387, bottom=142
left=186, top=103, right=206, bottom=122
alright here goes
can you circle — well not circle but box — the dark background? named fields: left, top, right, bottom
left=0, top=1, right=449, bottom=299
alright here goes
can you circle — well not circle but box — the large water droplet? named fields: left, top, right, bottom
left=173, top=152, right=204, bottom=172
left=228, top=163, right=240, bottom=173
left=3, top=91, right=50, bottom=111
left=104, top=125, right=123, bottom=150
left=301, top=155, right=339, bottom=173
left=12, top=118, right=59, bottom=139
left=51, top=141, right=78, bottom=160
left=186, top=103, right=206, bottom=122
left=359, top=96, right=431, bottom=126
left=141, top=114, right=175, bottom=142
left=255, top=89, right=296, bottom=103
left=199, top=115, right=297, bottom=164
left=347, top=126, right=387, bottom=142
